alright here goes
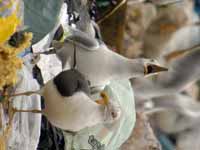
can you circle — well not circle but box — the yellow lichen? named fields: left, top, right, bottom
left=0, top=0, right=21, bottom=44
left=0, top=32, right=32, bottom=89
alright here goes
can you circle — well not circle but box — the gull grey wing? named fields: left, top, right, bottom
left=158, top=48, right=200, bottom=91
left=134, top=48, right=200, bottom=100
left=153, top=94, right=200, bottom=118
left=150, top=0, right=182, bottom=6
left=152, top=94, right=200, bottom=134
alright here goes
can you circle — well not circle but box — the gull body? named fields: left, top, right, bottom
left=50, top=29, right=167, bottom=89
left=142, top=0, right=194, bottom=58
left=13, top=69, right=121, bottom=132
left=42, top=80, right=118, bottom=131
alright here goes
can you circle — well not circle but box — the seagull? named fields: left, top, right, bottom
left=8, top=69, right=121, bottom=132
left=75, top=3, right=102, bottom=39
left=133, top=46, right=200, bottom=100
left=153, top=94, right=200, bottom=118
left=148, top=0, right=183, bottom=6
left=65, top=0, right=102, bottom=39
left=129, top=0, right=182, bottom=6
left=150, top=94, right=200, bottom=134
left=142, top=0, right=194, bottom=59
left=38, top=28, right=167, bottom=91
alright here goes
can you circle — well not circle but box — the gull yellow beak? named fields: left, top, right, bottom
left=144, top=64, right=168, bottom=75
left=95, top=91, right=109, bottom=106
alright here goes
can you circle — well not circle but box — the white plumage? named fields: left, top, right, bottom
left=11, top=69, right=121, bottom=132
left=45, top=28, right=168, bottom=90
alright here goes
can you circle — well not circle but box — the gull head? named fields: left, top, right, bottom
left=143, top=59, right=168, bottom=76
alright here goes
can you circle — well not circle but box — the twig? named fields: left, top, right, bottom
left=97, top=0, right=127, bottom=24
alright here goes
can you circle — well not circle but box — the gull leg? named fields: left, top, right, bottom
left=30, top=47, right=56, bottom=65
left=34, top=47, right=56, bottom=55
left=12, top=107, right=42, bottom=114
left=5, top=91, right=40, bottom=97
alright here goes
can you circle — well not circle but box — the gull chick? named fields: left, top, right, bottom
left=10, top=69, right=121, bottom=132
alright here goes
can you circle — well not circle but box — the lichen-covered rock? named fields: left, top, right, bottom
left=121, top=113, right=161, bottom=150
